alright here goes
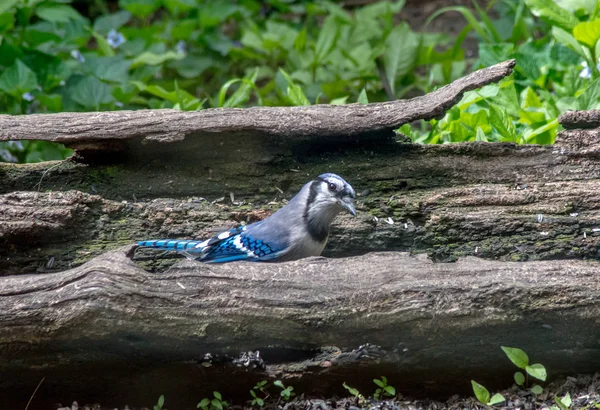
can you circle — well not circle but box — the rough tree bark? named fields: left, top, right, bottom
left=1, top=60, right=600, bottom=409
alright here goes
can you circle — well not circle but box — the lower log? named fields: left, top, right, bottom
left=1, top=247, right=600, bottom=407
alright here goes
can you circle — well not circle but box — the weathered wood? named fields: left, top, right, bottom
left=2, top=248, right=600, bottom=408
left=0, top=60, right=515, bottom=153
left=2, top=134, right=600, bottom=275
left=559, top=109, right=600, bottom=129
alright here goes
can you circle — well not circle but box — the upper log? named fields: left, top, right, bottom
left=0, top=60, right=515, bottom=153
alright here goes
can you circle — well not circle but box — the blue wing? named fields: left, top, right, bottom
left=137, top=224, right=287, bottom=263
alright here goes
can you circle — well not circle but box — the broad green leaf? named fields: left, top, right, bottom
left=526, top=363, right=548, bottom=381
left=213, top=392, right=221, bottom=400
left=576, top=77, right=600, bottom=109
left=36, top=4, right=84, bottom=23
left=131, top=51, right=184, bottom=68
left=0, top=59, right=38, bottom=96
left=552, top=26, right=586, bottom=57
left=475, top=127, right=488, bottom=142
left=471, top=380, right=490, bottom=404
left=279, top=69, right=310, bottom=106
left=197, top=398, right=210, bottom=409
left=555, top=393, right=572, bottom=410
left=384, top=385, right=396, bottom=396
left=133, top=81, right=201, bottom=109
left=211, top=399, right=223, bottom=410
left=514, top=371, right=525, bottom=386
left=523, top=119, right=558, bottom=144
left=330, top=96, right=348, bottom=105
left=119, top=0, right=160, bottom=18
left=521, top=87, right=543, bottom=109
left=489, top=105, right=517, bottom=142
left=91, top=31, right=116, bottom=57
left=0, top=0, right=18, bottom=14
left=158, top=395, right=164, bottom=408
left=382, top=22, right=419, bottom=94
left=85, top=56, right=130, bottom=83
left=93, top=10, right=132, bottom=34
left=573, top=19, right=600, bottom=48
left=524, top=0, right=579, bottom=31
left=530, top=384, right=543, bottom=395
left=0, top=11, right=15, bottom=33
left=501, top=346, right=529, bottom=369
left=489, top=393, right=505, bottom=406
left=315, top=15, right=339, bottom=61
left=37, top=94, right=63, bottom=112
left=70, top=76, right=113, bottom=109
left=358, top=88, right=368, bottom=104
left=373, top=378, right=385, bottom=388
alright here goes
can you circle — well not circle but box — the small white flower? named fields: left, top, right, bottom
left=70, top=49, right=85, bottom=63
left=107, top=29, right=126, bottom=48
left=176, top=40, right=186, bottom=55
left=22, top=92, right=34, bottom=102
left=579, top=60, right=600, bottom=79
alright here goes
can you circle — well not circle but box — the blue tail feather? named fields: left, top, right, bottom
left=137, top=239, right=203, bottom=252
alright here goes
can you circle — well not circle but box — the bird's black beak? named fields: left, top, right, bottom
left=340, top=196, right=357, bottom=216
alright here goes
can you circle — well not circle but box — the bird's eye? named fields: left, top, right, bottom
left=328, top=182, right=337, bottom=191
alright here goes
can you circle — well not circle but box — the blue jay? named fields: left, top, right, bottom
left=137, top=173, right=356, bottom=263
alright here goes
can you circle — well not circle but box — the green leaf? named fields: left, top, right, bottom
left=119, top=0, right=161, bottom=18
left=514, top=371, right=525, bottom=386
left=475, top=126, right=488, bottom=142
left=555, top=393, right=572, bottom=410
left=471, top=380, right=490, bottom=404
left=0, top=59, right=38, bottom=97
left=552, top=27, right=586, bottom=57
left=576, top=77, right=600, bottom=110
left=489, top=393, right=505, bottom=406
left=93, top=10, right=131, bottom=34
left=523, top=119, right=558, bottom=144
left=521, top=87, right=543, bottom=109
left=425, top=6, right=492, bottom=43
left=501, top=346, right=529, bottom=369
left=530, top=384, right=543, bottom=395
left=373, top=379, right=385, bottom=388
left=279, top=69, right=310, bottom=106
left=0, top=0, right=18, bottom=14
left=382, top=22, right=419, bottom=94
left=489, top=105, right=517, bottom=142
left=574, top=19, right=600, bottom=49
left=86, top=56, right=130, bottom=83
left=358, top=88, right=368, bottom=104
left=330, top=96, right=348, bottom=105
left=526, top=363, right=547, bottom=381
left=197, top=398, right=210, bottom=409
left=384, top=385, right=396, bottom=396
left=524, top=0, right=579, bottom=31
left=131, top=51, right=185, bottom=68
left=273, top=380, right=284, bottom=389
left=70, top=76, right=113, bottom=109
left=158, top=395, right=164, bottom=408
left=36, top=4, right=84, bottom=23
left=315, top=15, right=339, bottom=61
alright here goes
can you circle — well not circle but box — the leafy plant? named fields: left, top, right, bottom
left=552, top=392, right=572, bottom=410
left=273, top=380, right=295, bottom=402
left=198, top=391, right=227, bottom=410
left=501, top=346, right=547, bottom=395
left=471, top=380, right=506, bottom=406
left=249, top=380, right=269, bottom=407
left=373, top=376, right=396, bottom=400
left=153, top=394, right=165, bottom=410
left=343, top=382, right=366, bottom=404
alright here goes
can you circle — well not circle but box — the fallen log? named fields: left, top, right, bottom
left=2, top=248, right=600, bottom=409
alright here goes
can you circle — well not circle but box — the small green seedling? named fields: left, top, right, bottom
left=250, top=380, right=269, bottom=407
left=273, top=380, right=295, bottom=401
left=501, top=346, right=547, bottom=395
left=343, top=382, right=366, bottom=404
left=153, top=395, right=165, bottom=410
left=552, top=393, right=572, bottom=410
left=373, top=376, right=396, bottom=400
left=471, top=380, right=505, bottom=406
left=198, top=391, right=228, bottom=410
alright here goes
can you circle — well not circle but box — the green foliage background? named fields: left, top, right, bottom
left=0, top=0, right=600, bottom=162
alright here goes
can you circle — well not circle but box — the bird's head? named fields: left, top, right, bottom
left=308, top=173, right=357, bottom=217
